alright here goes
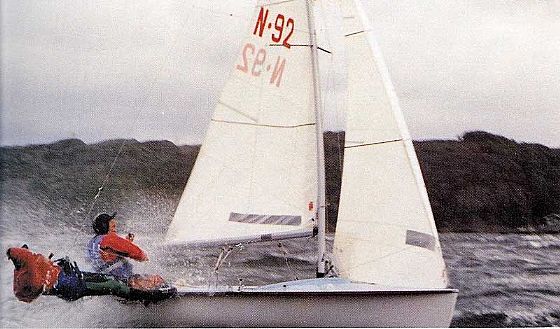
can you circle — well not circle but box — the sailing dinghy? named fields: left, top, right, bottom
left=159, top=0, right=458, bottom=326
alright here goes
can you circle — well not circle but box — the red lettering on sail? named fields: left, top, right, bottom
left=251, top=49, right=267, bottom=77
left=270, top=57, right=286, bottom=87
left=252, top=8, right=295, bottom=49
left=236, top=43, right=255, bottom=73
left=236, top=43, right=287, bottom=88
left=283, top=18, right=295, bottom=48
left=271, top=14, right=285, bottom=43
left=253, top=7, right=269, bottom=37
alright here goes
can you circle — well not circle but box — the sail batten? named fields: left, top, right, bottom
left=229, top=212, right=302, bottom=226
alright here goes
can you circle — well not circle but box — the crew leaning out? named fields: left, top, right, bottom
left=86, top=212, right=148, bottom=280
left=6, top=245, right=89, bottom=302
left=6, top=244, right=173, bottom=303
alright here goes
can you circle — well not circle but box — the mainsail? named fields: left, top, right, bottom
left=333, top=0, right=449, bottom=288
left=166, top=0, right=318, bottom=247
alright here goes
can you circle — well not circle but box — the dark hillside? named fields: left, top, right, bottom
left=414, top=131, right=560, bottom=232
left=323, top=131, right=560, bottom=233
left=1, top=139, right=198, bottom=231
left=1, top=131, right=558, bottom=233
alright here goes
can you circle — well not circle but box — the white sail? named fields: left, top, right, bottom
left=333, top=0, right=449, bottom=288
left=166, top=0, right=318, bottom=247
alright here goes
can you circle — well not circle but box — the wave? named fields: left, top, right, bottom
left=451, top=311, right=560, bottom=327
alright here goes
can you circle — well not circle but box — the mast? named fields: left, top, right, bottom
left=306, top=0, right=327, bottom=277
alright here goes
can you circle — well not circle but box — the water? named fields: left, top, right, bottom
left=442, top=233, right=560, bottom=327
left=1, top=197, right=559, bottom=327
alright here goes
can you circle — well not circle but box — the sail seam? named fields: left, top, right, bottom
left=212, top=119, right=315, bottom=129
left=344, top=138, right=402, bottom=148
left=218, top=101, right=258, bottom=122
left=344, top=30, right=369, bottom=37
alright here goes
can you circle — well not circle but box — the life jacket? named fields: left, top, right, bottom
left=7, top=247, right=61, bottom=303
left=85, top=235, right=132, bottom=279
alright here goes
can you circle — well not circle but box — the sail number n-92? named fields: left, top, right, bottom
left=236, top=43, right=286, bottom=87
left=253, top=7, right=294, bottom=49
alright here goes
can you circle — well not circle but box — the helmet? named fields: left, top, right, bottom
left=93, top=212, right=116, bottom=235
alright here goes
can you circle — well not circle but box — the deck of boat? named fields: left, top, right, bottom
left=175, top=277, right=458, bottom=296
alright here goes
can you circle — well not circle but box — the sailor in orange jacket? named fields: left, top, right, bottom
left=6, top=245, right=61, bottom=302
left=85, top=212, right=148, bottom=280
left=7, top=245, right=171, bottom=303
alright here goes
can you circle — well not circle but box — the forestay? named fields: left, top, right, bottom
left=333, top=0, right=449, bottom=288
left=166, top=0, right=318, bottom=247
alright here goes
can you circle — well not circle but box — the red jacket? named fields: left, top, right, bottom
left=98, top=232, right=148, bottom=263
left=6, top=247, right=61, bottom=303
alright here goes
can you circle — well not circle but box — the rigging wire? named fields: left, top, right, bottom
left=278, top=242, right=299, bottom=280
left=76, top=1, right=204, bottom=231
left=83, top=141, right=128, bottom=222
left=211, top=244, right=244, bottom=288
left=213, top=246, right=235, bottom=273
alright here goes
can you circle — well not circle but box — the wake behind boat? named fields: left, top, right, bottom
left=161, top=0, right=457, bottom=327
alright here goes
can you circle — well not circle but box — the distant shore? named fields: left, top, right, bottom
left=1, top=131, right=558, bottom=234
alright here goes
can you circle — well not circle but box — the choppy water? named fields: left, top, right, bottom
left=1, top=199, right=559, bottom=327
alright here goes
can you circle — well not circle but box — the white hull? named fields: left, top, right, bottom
left=130, top=278, right=458, bottom=327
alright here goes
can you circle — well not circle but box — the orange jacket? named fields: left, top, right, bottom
left=98, top=232, right=148, bottom=263
left=6, top=247, right=61, bottom=303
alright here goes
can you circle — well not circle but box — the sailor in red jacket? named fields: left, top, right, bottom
left=86, top=212, right=148, bottom=280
